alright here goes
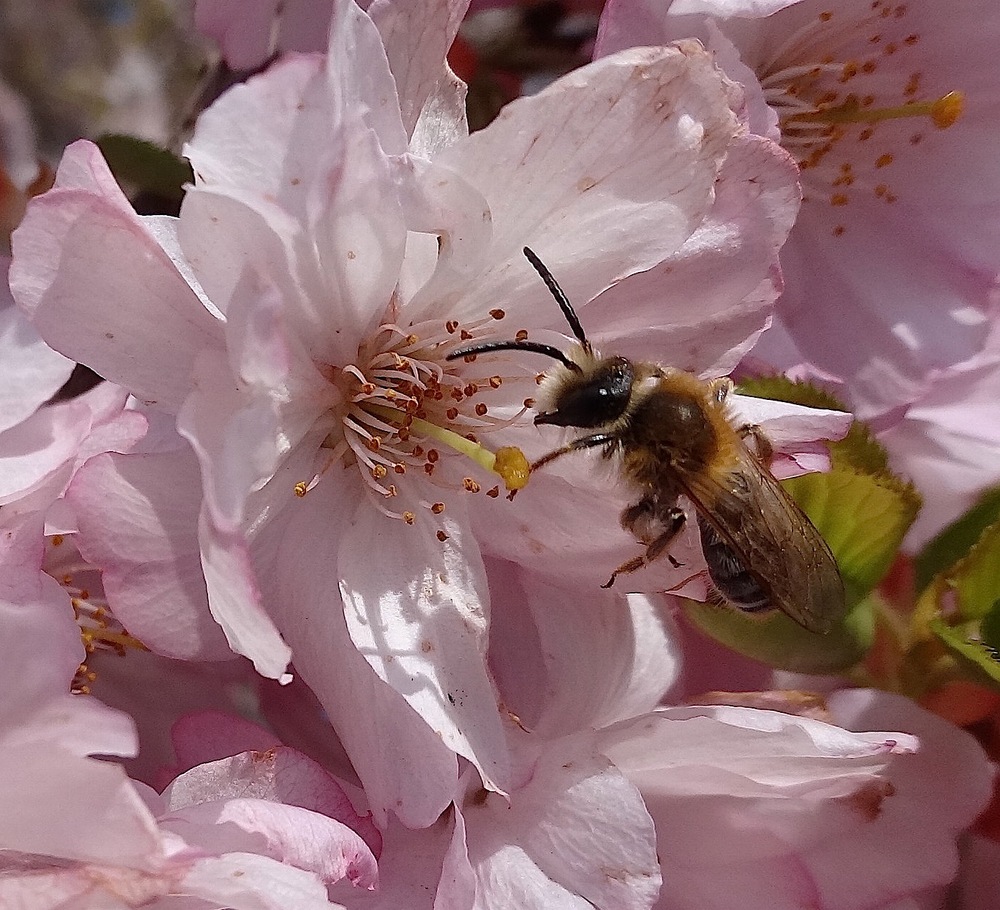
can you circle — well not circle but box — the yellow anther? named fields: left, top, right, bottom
left=294, top=481, right=308, bottom=497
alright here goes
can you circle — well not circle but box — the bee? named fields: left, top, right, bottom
left=447, top=247, right=845, bottom=634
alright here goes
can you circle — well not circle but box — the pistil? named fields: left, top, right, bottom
left=364, top=402, right=530, bottom=492
left=786, top=90, right=964, bottom=129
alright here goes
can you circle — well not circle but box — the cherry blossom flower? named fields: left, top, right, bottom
left=489, top=566, right=993, bottom=910
left=9, top=0, right=864, bottom=843
left=596, top=0, right=1000, bottom=419
left=0, top=511, right=377, bottom=909
left=878, top=329, right=1000, bottom=549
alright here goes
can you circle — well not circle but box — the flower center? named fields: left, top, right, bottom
left=756, top=2, right=963, bottom=234
left=46, top=535, right=147, bottom=695
left=300, top=312, right=532, bottom=526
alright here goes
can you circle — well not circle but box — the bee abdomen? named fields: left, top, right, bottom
left=698, top=517, right=770, bottom=613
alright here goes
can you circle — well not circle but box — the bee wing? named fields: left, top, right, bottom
left=679, top=446, right=845, bottom=634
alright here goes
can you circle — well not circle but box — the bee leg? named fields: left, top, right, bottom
left=737, top=423, right=774, bottom=465
left=602, top=507, right=686, bottom=588
left=531, top=432, right=617, bottom=471
left=708, top=377, right=734, bottom=404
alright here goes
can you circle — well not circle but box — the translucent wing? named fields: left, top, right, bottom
left=678, top=443, right=845, bottom=634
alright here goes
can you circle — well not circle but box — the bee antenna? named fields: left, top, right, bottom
left=445, top=339, right=582, bottom=373
left=522, top=247, right=589, bottom=349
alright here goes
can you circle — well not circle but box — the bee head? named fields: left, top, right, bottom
left=445, top=247, right=635, bottom=427
left=535, top=355, right=635, bottom=429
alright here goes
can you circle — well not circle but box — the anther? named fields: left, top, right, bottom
left=437, top=530, right=449, bottom=541
left=394, top=463, right=406, bottom=474
left=372, top=464, right=388, bottom=479
left=515, top=330, right=529, bottom=342
left=294, top=481, right=308, bottom=497
left=431, top=502, right=445, bottom=514
left=486, top=486, right=500, bottom=498
left=475, top=403, right=488, bottom=416
left=403, top=511, right=416, bottom=525
left=463, top=478, right=481, bottom=493
left=446, top=320, right=460, bottom=333
left=489, top=308, right=505, bottom=319
left=488, top=376, right=502, bottom=389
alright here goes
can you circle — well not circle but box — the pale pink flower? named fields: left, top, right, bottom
left=489, top=572, right=993, bottom=910
left=597, top=0, right=1000, bottom=419
left=9, top=0, right=816, bottom=821
left=597, top=692, right=989, bottom=910
left=878, top=330, right=1000, bottom=549
left=0, top=515, right=369, bottom=909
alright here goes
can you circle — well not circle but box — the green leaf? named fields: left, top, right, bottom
left=783, top=468, right=920, bottom=607
left=95, top=134, right=193, bottom=204
left=929, top=617, right=1000, bottom=687
left=923, top=523, right=1000, bottom=693
left=682, top=595, right=874, bottom=674
left=980, top=600, right=1000, bottom=657
left=914, top=485, right=1000, bottom=592
left=942, top=521, right=1000, bottom=621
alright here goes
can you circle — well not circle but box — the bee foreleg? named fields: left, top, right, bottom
left=708, top=377, right=734, bottom=404
left=737, top=423, right=774, bottom=465
left=531, top=432, right=618, bottom=471
left=602, top=507, right=686, bottom=589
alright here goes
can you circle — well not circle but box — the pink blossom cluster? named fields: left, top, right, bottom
left=1, top=0, right=998, bottom=907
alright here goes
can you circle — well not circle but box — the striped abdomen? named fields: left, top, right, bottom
left=698, top=517, right=770, bottom=613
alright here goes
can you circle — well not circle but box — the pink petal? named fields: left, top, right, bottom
left=596, top=704, right=976, bottom=910
left=0, top=746, right=160, bottom=868
left=813, top=689, right=995, bottom=907
left=185, top=55, right=331, bottom=217
left=470, top=451, right=706, bottom=592
left=368, top=0, right=470, bottom=136
left=339, top=499, right=510, bottom=792
left=10, top=141, right=223, bottom=412
left=428, top=42, right=738, bottom=326
left=580, top=135, right=800, bottom=375
left=66, top=450, right=234, bottom=661
left=194, top=0, right=281, bottom=69
left=464, top=734, right=661, bottom=910
left=323, top=0, right=408, bottom=154
left=0, top=397, right=95, bottom=506
left=163, top=750, right=379, bottom=887
left=171, top=711, right=282, bottom=771
left=180, top=852, right=340, bottom=910
left=0, top=265, right=73, bottom=433
left=259, top=468, right=460, bottom=827
left=488, top=560, right=680, bottom=734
